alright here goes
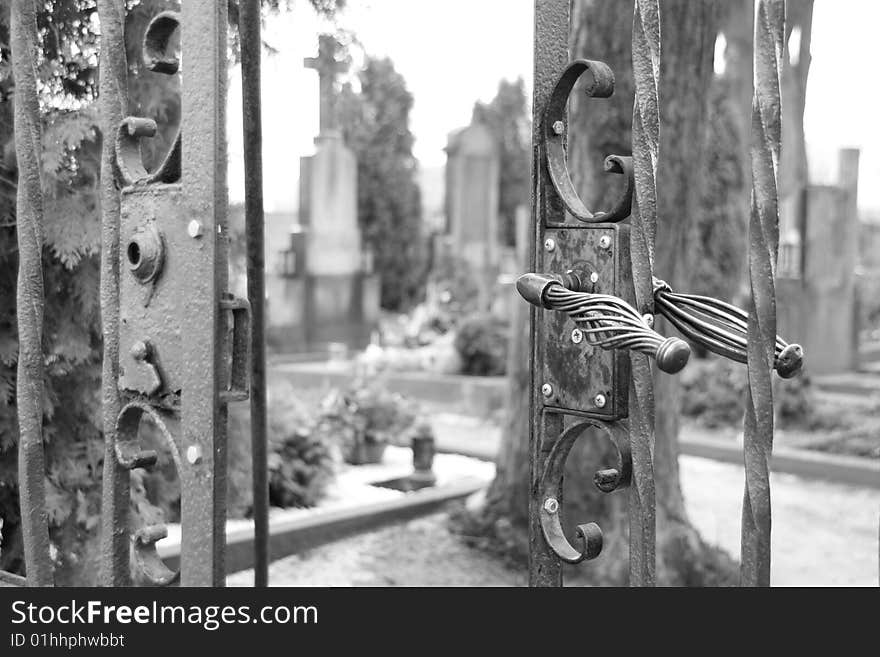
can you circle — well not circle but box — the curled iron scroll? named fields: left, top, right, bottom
left=544, top=59, right=634, bottom=223
left=114, top=11, right=182, bottom=186
left=538, top=419, right=632, bottom=564
left=115, top=401, right=181, bottom=586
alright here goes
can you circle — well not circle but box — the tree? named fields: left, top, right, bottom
left=472, top=78, right=530, bottom=248
left=0, top=0, right=342, bottom=583
left=339, top=56, right=425, bottom=311
left=462, top=0, right=738, bottom=585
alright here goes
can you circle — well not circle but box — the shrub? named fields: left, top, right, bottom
left=135, top=385, right=335, bottom=522
left=679, top=356, right=846, bottom=432
left=314, top=380, right=418, bottom=464
left=266, top=395, right=334, bottom=508
left=453, top=314, right=509, bottom=376
left=679, top=359, right=747, bottom=428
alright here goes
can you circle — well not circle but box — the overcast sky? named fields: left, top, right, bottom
left=227, top=0, right=879, bottom=215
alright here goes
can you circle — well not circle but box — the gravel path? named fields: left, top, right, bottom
left=228, top=453, right=879, bottom=587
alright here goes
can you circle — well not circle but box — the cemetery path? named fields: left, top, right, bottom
left=226, top=512, right=525, bottom=587
left=228, top=449, right=879, bottom=586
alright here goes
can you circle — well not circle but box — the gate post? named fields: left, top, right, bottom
left=178, top=0, right=231, bottom=588
left=100, top=1, right=243, bottom=587
left=528, top=0, right=572, bottom=588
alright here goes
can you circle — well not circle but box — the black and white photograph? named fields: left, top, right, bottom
left=0, top=0, right=877, bottom=641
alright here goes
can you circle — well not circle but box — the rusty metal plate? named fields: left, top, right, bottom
left=119, top=184, right=192, bottom=400
left=538, top=223, right=633, bottom=419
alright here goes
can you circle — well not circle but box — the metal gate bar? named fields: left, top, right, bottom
left=179, top=0, right=230, bottom=586
left=627, top=0, right=661, bottom=587
left=97, top=0, right=131, bottom=587
left=239, top=0, right=270, bottom=588
left=11, top=0, right=53, bottom=587
left=742, top=0, right=785, bottom=587
left=528, top=0, right=573, bottom=587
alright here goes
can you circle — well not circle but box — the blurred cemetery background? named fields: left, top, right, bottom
left=0, top=0, right=878, bottom=586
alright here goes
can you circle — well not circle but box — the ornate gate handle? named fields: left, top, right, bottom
left=518, top=273, right=691, bottom=374
left=652, top=278, right=803, bottom=378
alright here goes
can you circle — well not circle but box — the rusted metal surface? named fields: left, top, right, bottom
left=97, top=0, right=130, bottom=587
left=742, top=0, right=785, bottom=587
left=177, top=0, right=231, bottom=587
left=526, top=0, right=689, bottom=588
left=239, top=0, right=270, bottom=588
left=11, top=0, right=53, bottom=587
left=627, top=0, right=661, bottom=588
left=529, top=225, right=633, bottom=419
left=653, top=277, right=802, bottom=378
left=529, top=0, right=571, bottom=588
left=96, top=2, right=242, bottom=587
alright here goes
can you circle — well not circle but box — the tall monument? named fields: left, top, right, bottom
left=266, top=35, right=379, bottom=352
left=299, top=35, right=361, bottom=277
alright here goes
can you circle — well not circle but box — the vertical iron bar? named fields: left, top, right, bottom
left=741, top=0, right=784, bottom=587
left=239, top=0, right=269, bottom=588
left=628, top=0, right=661, bottom=587
left=11, top=0, right=53, bottom=587
left=180, top=0, right=229, bottom=586
left=528, top=0, right=570, bottom=587
left=97, top=0, right=131, bottom=587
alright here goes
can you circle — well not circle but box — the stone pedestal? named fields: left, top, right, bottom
left=299, top=133, right=361, bottom=276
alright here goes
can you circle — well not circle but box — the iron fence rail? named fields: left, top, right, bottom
left=11, top=0, right=53, bottom=587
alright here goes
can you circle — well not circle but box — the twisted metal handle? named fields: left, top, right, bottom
left=652, top=278, right=803, bottom=378
left=518, top=273, right=690, bottom=374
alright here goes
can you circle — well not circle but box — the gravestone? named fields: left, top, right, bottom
left=777, top=148, right=860, bottom=375
left=265, top=35, right=379, bottom=352
left=443, top=122, right=501, bottom=311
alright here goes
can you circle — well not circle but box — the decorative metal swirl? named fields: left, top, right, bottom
left=742, top=0, right=785, bottom=588
left=517, top=273, right=690, bottom=374
left=628, top=0, right=661, bottom=588
left=115, top=401, right=183, bottom=586
left=652, top=278, right=803, bottom=378
left=538, top=420, right=632, bottom=564
left=544, top=59, right=634, bottom=223
left=114, top=11, right=182, bottom=187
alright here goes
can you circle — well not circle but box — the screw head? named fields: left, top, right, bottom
left=598, top=235, right=612, bottom=250
left=543, top=497, right=559, bottom=514
left=544, top=238, right=556, bottom=253
left=571, top=328, right=584, bottom=344
left=187, top=220, right=204, bottom=239
left=130, top=340, right=149, bottom=361
left=552, top=120, right=565, bottom=136
left=589, top=271, right=599, bottom=284
left=594, top=393, right=607, bottom=408
left=541, top=383, right=553, bottom=398
left=186, top=445, right=202, bottom=465
left=643, top=313, right=654, bottom=327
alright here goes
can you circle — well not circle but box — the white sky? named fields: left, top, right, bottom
left=227, top=0, right=879, bottom=214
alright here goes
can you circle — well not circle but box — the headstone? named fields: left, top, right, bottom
left=264, top=35, right=379, bottom=353
left=300, top=35, right=361, bottom=277
left=444, top=122, right=501, bottom=310
left=777, top=148, right=860, bottom=375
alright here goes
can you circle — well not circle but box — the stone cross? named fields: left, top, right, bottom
left=303, top=35, right=348, bottom=134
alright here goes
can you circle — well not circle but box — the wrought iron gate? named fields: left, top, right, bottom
left=1, top=0, right=267, bottom=588
left=0, top=0, right=814, bottom=589
left=522, top=0, right=802, bottom=587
